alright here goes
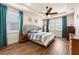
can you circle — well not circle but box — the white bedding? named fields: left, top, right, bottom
left=28, top=32, right=55, bottom=47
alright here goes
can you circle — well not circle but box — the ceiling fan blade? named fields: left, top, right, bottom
left=46, top=8, right=52, bottom=15
left=48, top=12, right=58, bottom=15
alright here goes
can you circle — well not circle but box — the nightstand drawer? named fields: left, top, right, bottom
left=19, top=33, right=28, bottom=43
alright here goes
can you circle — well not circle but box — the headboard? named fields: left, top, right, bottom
left=23, top=25, right=41, bottom=34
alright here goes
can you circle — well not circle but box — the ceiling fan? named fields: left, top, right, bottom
left=44, top=7, right=58, bottom=16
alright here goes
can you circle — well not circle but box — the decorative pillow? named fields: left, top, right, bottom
left=27, top=31, right=31, bottom=33
left=30, top=30, right=38, bottom=33
left=23, top=25, right=42, bottom=34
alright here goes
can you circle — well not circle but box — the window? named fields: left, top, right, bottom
left=49, top=17, right=62, bottom=37
left=7, top=7, right=20, bottom=33
left=49, top=19, right=55, bottom=32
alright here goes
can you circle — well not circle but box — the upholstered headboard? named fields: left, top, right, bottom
left=23, top=25, right=41, bottom=34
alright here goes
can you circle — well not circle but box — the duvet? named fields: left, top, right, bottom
left=28, top=32, right=55, bottom=47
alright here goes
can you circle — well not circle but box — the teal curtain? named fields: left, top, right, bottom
left=0, top=4, right=7, bottom=48
left=46, top=19, right=49, bottom=32
left=19, top=11, right=23, bottom=34
left=62, top=16, right=68, bottom=38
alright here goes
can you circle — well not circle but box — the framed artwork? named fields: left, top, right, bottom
left=35, top=19, right=38, bottom=23
left=29, top=17, right=32, bottom=22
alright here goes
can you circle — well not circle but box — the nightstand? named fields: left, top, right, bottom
left=19, top=33, right=29, bottom=43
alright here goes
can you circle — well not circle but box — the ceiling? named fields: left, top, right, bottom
left=5, top=3, right=79, bottom=16
left=23, top=3, right=68, bottom=13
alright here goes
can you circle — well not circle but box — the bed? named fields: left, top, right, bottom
left=23, top=25, right=55, bottom=47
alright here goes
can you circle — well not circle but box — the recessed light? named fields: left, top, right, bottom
left=26, top=3, right=31, bottom=6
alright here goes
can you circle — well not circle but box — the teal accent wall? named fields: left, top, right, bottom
left=62, top=16, right=68, bottom=38
left=0, top=4, right=7, bottom=48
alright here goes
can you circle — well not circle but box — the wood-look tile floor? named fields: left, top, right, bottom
left=0, top=37, right=69, bottom=55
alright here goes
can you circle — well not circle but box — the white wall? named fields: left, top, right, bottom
left=23, top=11, right=43, bottom=30
left=74, top=10, right=79, bottom=39
left=7, top=33, right=19, bottom=45
left=67, top=14, right=74, bottom=26
left=67, top=4, right=79, bottom=39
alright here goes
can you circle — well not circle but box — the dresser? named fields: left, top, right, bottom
left=67, top=26, right=75, bottom=41
left=69, top=34, right=79, bottom=55
left=72, top=38, right=79, bottom=55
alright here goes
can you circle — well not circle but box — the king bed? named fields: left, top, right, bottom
left=23, top=25, right=55, bottom=47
